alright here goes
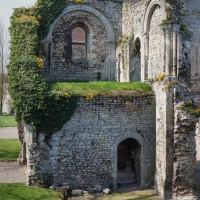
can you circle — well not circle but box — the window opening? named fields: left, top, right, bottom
left=72, top=27, right=86, bottom=60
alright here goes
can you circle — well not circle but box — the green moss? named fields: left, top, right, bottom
left=180, top=101, right=200, bottom=117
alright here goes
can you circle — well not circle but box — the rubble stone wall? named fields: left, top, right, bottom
left=173, top=104, right=198, bottom=200
left=26, top=95, right=156, bottom=191
left=182, top=0, right=200, bottom=92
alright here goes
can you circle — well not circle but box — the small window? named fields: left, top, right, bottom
left=72, top=27, right=86, bottom=60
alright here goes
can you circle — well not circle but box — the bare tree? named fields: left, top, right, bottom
left=0, top=20, right=8, bottom=115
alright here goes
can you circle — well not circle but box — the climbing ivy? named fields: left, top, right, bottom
left=8, top=1, right=79, bottom=135
left=9, top=8, right=39, bottom=60
left=35, top=0, right=66, bottom=40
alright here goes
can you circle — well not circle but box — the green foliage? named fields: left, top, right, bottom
left=0, top=183, right=60, bottom=200
left=180, top=23, right=188, bottom=33
left=0, top=139, right=20, bottom=160
left=8, top=56, right=78, bottom=135
left=9, top=2, right=79, bottom=136
left=8, top=56, right=48, bottom=125
left=8, top=1, right=152, bottom=137
left=35, top=0, right=66, bottom=40
left=180, top=101, right=200, bottom=117
left=38, top=91, right=78, bottom=135
left=9, top=8, right=39, bottom=60
left=0, top=116, right=17, bottom=127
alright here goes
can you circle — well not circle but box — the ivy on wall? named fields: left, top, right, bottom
left=35, top=0, right=66, bottom=40
left=9, top=8, right=39, bottom=60
left=8, top=1, right=79, bottom=135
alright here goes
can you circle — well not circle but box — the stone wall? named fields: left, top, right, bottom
left=173, top=103, right=198, bottom=200
left=118, top=0, right=148, bottom=82
left=182, top=0, right=200, bottom=92
left=49, top=10, right=109, bottom=81
left=45, top=1, right=122, bottom=81
left=148, top=5, right=165, bottom=78
left=26, top=95, right=156, bottom=191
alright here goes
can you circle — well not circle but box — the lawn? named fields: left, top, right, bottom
left=0, top=183, right=160, bottom=200
left=0, top=115, right=17, bottom=127
left=49, top=81, right=153, bottom=96
left=0, top=139, right=20, bottom=160
left=0, top=183, right=60, bottom=200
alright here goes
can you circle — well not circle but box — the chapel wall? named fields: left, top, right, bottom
left=26, top=95, right=156, bottom=191
left=181, top=0, right=200, bottom=92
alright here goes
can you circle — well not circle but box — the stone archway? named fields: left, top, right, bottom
left=117, top=138, right=141, bottom=187
left=111, top=132, right=144, bottom=189
left=142, top=0, right=167, bottom=79
left=47, top=5, right=116, bottom=81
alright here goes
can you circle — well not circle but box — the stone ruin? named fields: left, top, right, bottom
left=19, top=0, right=200, bottom=199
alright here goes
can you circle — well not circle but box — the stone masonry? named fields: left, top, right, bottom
left=23, top=0, right=200, bottom=200
left=26, top=95, right=156, bottom=191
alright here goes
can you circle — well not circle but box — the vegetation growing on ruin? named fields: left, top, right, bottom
left=8, top=2, right=79, bottom=135
left=180, top=101, right=200, bottom=117
left=35, top=0, right=66, bottom=40
left=50, top=81, right=153, bottom=97
left=8, top=1, right=153, bottom=136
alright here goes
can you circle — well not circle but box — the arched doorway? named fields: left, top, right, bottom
left=117, top=138, right=141, bottom=187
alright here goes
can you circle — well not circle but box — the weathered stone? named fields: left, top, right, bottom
left=103, top=188, right=111, bottom=195
left=71, top=189, right=84, bottom=196
left=20, top=1, right=200, bottom=200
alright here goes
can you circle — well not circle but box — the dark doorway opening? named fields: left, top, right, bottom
left=117, top=138, right=141, bottom=187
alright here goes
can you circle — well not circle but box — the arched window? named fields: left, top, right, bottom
left=129, top=37, right=141, bottom=81
left=71, top=27, right=86, bottom=60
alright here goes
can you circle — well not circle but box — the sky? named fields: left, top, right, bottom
left=0, top=0, right=36, bottom=42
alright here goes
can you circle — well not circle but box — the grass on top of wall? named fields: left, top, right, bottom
left=49, top=81, right=153, bottom=97
left=0, top=139, right=20, bottom=160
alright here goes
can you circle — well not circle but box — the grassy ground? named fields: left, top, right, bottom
left=49, top=81, right=153, bottom=96
left=0, top=116, right=17, bottom=127
left=0, top=139, right=20, bottom=160
left=0, top=183, right=160, bottom=200
left=0, top=183, right=60, bottom=200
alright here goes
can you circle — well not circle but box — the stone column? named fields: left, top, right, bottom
left=172, top=25, right=179, bottom=78
left=164, top=25, right=172, bottom=77
left=176, top=31, right=182, bottom=79
left=141, top=33, right=149, bottom=80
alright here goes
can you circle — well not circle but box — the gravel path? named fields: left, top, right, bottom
left=0, top=161, right=26, bottom=183
left=0, top=127, right=19, bottom=139
left=0, top=127, right=18, bottom=139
